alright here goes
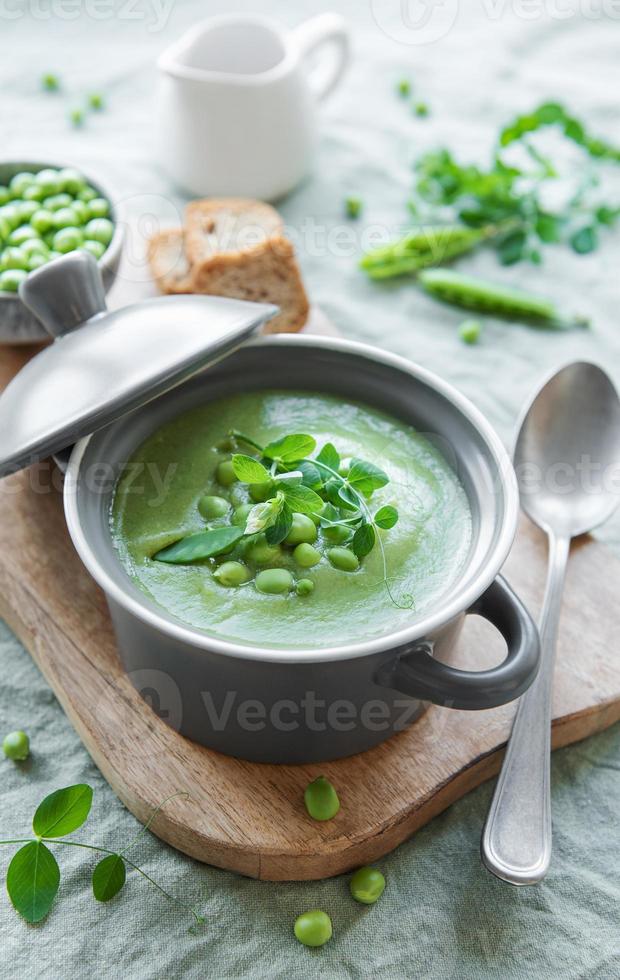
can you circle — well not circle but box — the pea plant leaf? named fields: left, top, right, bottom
left=281, top=483, right=324, bottom=516
left=347, top=459, right=389, bottom=494
left=374, top=505, right=399, bottom=529
left=316, top=442, right=340, bottom=472
left=231, top=454, right=271, bottom=484
left=352, top=523, right=376, bottom=558
left=7, top=841, right=60, bottom=923
left=153, top=526, right=244, bottom=564
left=92, top=854, right=126, bottom=903
left=297, top=460, right=322, bottom=488
left=263, top=433, right=317, bottom=464
left=337, top=484, right=361, bottom=511
left=245, top=495, right=283, bottom=535
left=32, top=784, right=93, bottom=838
left=265, top=502, right=293, bottom=545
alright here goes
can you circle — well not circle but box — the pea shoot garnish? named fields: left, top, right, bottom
left=0, top=785, right=205, bottom=926
left=153, top=430, right=412, bottom=608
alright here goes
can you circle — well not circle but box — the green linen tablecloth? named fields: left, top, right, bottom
left=1, top=1, right=619, bottom=976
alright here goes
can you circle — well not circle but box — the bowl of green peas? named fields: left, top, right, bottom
left=0, top=162, right=123, bottom=343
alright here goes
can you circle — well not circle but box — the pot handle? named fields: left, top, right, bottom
left=379, top=576, right=540, bottom=710
left=292, top=14, right=350, bottom=102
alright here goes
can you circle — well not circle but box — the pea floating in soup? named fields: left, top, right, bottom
left=110, top=391, right=472, bottom=648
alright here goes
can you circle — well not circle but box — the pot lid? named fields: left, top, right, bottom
left=0, top=252, right=278, bottom=478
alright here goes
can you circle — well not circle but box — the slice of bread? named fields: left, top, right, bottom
left=147, top=229, right=192, bottom=294
left=148, top=198, right=309, bottom=333
left=185, top=198, right=284, bottom=269
left=191, top=236, right=309, bottom=334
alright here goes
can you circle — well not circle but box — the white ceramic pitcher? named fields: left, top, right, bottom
left=157, top=13, right=349, bottom=201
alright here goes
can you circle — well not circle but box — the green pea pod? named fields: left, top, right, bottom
left=360, top=224, right=489, bottom=279
left=418, top=269, right=589, bottom=328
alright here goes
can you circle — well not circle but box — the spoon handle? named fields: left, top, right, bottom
left=481, top=533, right=570, bottom=885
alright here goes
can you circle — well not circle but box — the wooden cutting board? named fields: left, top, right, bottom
left=1, top=341, right=619, bottom=881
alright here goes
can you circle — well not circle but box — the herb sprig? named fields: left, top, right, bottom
left=0, top=784, right=204, bottom=926
left=361, top=101, right=620, bottom=277
left=153, top=431, right=410, bottom=607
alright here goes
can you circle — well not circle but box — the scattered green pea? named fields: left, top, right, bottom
left=30, top=208, right=55, bottom=234
left=414, top=101, right=429, bottom=117
left=53, top=227, right=83, bottom=254
left=294, top=909, right=332, bottom=948
left=81, top=240, right=106, bottom=261
left=322, top=524, right=352, bottom=545
left=285, top=513, right=317, bottom=546
left=232, top=503, right=253, bottom=527
left=16, top=201, right=39, bottom=223
left=245, top=537, right=281, bottom=564
left=216, top=459, right=237, bottom=487
left=10, top=172, right=34, bottom=196
left=0, top=205, right=21, bottom=230
left=84, top=217, right=113, bottom=245
left=53, top=206, right=80, bottom=230
left=397, top=78, right=411, bottom=97
left=345, top=196, right=363, bottom=220
left=327, top=547, right=359, bottom=572
left=88, top=92, right=105, bottom=111
left=459, top=318, right=482, bottom=344
left=255, top=568, right=293, bottom=595
left=349, top=866, right=386, bottom=905
left=70, top=107, right=85, bottom=128
left=42, top=73, right=60, bottom=91
left=2, top=730, right=30, bottom=760
left=213, top=561, right=251, bottom=588
left=198, top=494, right=230, bottom=519
left=44, top=193, right=72, bottom=211
left=87, top=197, right=110, bottom=219
left=249, top=481, right=273, bottom=502
left=8, top=225, right=38, bottom=247
left=293, top=543, right=321, bottom=568
left=296, top=578, right=315, bottom=596
left=0, top=269, right=27, bottom=293
left=1, top=247, right=28, bottom=271
left=34, top=168, right=61, bottom=196
left=78, top=186, right=97, bottom=203
left=0, top=187, right=10, bottom=207
left=304, top=776, right=340, bottom=821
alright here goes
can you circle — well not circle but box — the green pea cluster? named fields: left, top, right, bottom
left=0, top=168, right=114, bottom=294
left=197, top=448, right=363, bottom=598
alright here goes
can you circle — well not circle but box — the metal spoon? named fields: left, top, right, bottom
left=481, top=361, right=620, bottom=885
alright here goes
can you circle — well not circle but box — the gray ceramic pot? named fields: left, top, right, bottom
left=63, top=336, right=539, bottom=764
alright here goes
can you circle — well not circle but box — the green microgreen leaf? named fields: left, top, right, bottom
left=274, top=470, right=303, bottom=486
left=337, top=484, right=360, bottom=511
left=7, top=841, right=60, bottom=923
left=32, top=784, right=93, bottom=838
left=92, top=854, right=126, bottom=902
left=231, top=454, right=271, bottom=484
left=264, top=502, right=293, bottom=545
left=352, top=523, right=376, bottom=558
left=281, top=483, right=325, bottom=516
left=347, top=459, right=389, bottom=494
left=297, top=460, right=322, bottom=488
left=374, top=506, right=399, bottom=529
left=316, top=442, right=340, bottom=471
left=263, top=433, right=316, bottom=464
left=153, top=526, right=243, bottom=564
left=246, top=495, right=283, bottom=535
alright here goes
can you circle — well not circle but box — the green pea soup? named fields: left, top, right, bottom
left=110, top=390, right=472, bottom=648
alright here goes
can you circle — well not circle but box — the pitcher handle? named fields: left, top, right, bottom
left=292, top=13, right=350, bottom=102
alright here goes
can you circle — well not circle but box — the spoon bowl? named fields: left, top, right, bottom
left=514, top=362, right=620, bottom=539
